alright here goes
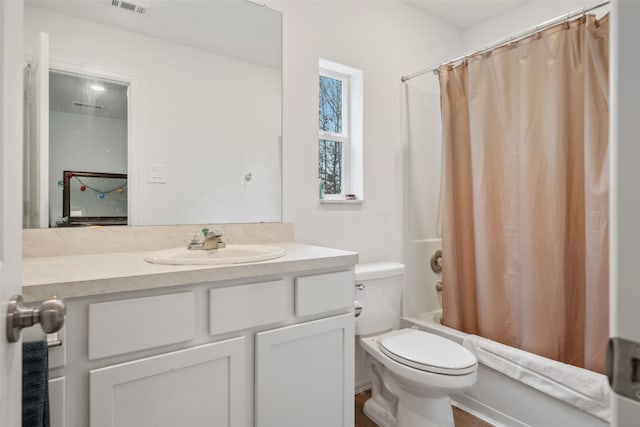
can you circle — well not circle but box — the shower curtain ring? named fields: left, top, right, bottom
left=565, top=13, right=570, bottom=29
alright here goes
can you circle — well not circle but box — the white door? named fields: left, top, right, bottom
left=24, top=31, right=49, bottom=229
left=255, top=313, right=354, bottom=427
left=610, top=0, right=640, bottom=425
left=1, top=0, right=25, bottom=425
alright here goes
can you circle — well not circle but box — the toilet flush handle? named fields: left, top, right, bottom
left=354, top=301, right=363, bottom=317
left=355, top=283, right=365, bottom=291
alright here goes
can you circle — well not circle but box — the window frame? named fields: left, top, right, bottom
left=318, top=68, right=350, bottom=199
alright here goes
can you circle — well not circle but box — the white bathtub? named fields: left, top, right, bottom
left=401, top=311, right=609, bottom=427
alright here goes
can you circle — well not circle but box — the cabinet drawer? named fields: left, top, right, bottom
left=295, top=270, right=354, bottom=317
left=209, top=280, right=287, bottom=335
left=89, top=292, right=196, bottom=360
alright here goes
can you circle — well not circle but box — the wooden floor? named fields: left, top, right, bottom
left=355, top=390, right=493, bottom=427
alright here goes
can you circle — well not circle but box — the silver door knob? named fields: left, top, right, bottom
left=6, top=295, right=66, bottom=343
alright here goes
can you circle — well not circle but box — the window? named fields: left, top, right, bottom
left=319, top=71, right=348, bottom=196
left=318, top=60, right=363, bottom=201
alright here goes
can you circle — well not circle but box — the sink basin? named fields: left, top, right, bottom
left=144, top=244, right=286, bottom=265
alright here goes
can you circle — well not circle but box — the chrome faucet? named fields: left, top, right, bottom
left=202, top=229, right=225, bottom=250
left=188, top=228, right=225, bottom=250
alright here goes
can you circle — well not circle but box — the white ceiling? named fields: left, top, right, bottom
left=26, top=0, right=282, bottom=70
left=404, top=0, right=532, bottom=30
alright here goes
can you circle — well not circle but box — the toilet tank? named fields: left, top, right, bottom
left=354, top=262, right=405, bottom=336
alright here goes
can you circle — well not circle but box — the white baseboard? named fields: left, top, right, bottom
left=354, top=382, right=371, bottom=394
left=452, top=394, right=530, bottom=427
left=354, top=384, right=371, bottom=394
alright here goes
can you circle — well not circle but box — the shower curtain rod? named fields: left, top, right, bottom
left=401, top=0, right=610, bottom=82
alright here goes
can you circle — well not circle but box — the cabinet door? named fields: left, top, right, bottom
left=255, top=313, right=354, bottom=427
left=49, top=377, right=65, bottom=427
left=90, top=337, right=245, bottom=427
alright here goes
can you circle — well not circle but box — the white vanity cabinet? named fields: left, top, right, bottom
left=90, top=338, right=246, bottom=427
left=41, top=267, right=355, bottom=427
left=255, top=313, right=354, bottom=427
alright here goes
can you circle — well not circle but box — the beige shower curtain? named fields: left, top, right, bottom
left=440, top=15, right=609, bottom=373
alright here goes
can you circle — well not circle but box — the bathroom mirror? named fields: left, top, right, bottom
left=23, top=0, right=282, bottom=228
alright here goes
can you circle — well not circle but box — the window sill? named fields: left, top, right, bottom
left=319, top=199, right=364, bottom=204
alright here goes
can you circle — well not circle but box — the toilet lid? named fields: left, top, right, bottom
left=379, top=329, right=477, bottom=375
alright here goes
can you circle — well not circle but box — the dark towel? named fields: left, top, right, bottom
left=22, top=341, right=50, bottom=427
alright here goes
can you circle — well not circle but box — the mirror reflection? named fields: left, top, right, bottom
left=51, top=72, right=129, bottom=227
left=23, top=0, right=282, bottom=228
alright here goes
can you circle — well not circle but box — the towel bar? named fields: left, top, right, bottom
left=47, top=339, right=62, bottom=348
left=46, top=333, right=62, bottom=348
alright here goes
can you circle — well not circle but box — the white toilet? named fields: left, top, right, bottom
left=355, top=262, right=478, bottom=427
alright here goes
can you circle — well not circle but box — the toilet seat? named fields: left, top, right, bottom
left=379, top=329, right=477, bottom=375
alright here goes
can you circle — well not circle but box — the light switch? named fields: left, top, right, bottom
left=148, top=164, right=166, bottom=183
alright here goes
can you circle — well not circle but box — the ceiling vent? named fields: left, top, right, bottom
left=111, top=0, right=149, bottom=15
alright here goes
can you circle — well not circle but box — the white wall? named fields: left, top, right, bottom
left=25, top=6, right=281, bottom=225
left=401, top=85, right=443, bottom=317
left=271, top=0, right=460, bottom=262
left=266, top=0, right=462, bottom=391
left=462, top=0, right=608, bottom=52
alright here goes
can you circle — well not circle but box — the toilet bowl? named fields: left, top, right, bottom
left=355, top=263, right=478, bottom=427
left=360, top=329, right=477, bottom=427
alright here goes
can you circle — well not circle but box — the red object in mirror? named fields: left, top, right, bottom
left=80, top=185, right=86, bottom=192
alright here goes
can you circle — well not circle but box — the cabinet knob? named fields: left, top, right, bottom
left=6, top=295, right=66, bottom=343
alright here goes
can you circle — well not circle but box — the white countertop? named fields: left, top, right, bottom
left=22, top=242, right=358, bottom=301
